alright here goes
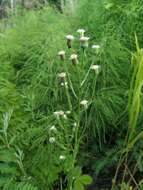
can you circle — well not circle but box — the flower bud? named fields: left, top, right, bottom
left=59, top=155, right=66, bottom=160
left=77, top=29, right=85, bottom=37
left=80, top=36, right=90, bottom=48
left=70, top=54, right=78, bottom=65
left=90, top=65, right=101, bottom=74
left=92, top=45, right=100, bottom=54
left=49, top=137, right=55, bottom=144
left=66, top=35, right=74, bottom=49
left=58, top=50, right=65, bottom=61
left=80, top=100, right=88, bottom=109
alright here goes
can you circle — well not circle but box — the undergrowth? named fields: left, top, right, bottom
left=0, top=1, right=143, bottom=190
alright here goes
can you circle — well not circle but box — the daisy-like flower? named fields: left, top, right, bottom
left=59, top=155, right=66, bottom=160
left=77, top=29, right=85, bottom=37
left=49, top=137, right=55, bottom=144
left=49, top=126, right=57, bottom=133
left=80, top=100, right=88, bottom=109
left=80, top=36, right=90, bottom=48
left=70, top=53, right=78, bottom=65
left=90, top=64, right=101, bottom=74
left=58, top=50, right=65, bottom=61
left=66, top=35, right=74, bottom=49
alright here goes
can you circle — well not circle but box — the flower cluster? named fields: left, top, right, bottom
left=51, top=29, right=102, bottom=164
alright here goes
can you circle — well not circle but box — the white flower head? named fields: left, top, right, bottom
left=70, top=54, right=78, bottom=60
left=66, top=35, right=74, bottom=49
left=59, top=155, right=66, bottom=160
left=77, top=29, right=85, bottom=36
left=49, top=137, right=55, bottom=144
left=49, top=126, right=57, bottom=133
left=80, top=100, right=88, bottom=108
left=58, top=50, right=66, bottom=60
left=92, top=45, right=100, bottom=54
left=58, top=72, right=66, bottom=79
left=90, top=65, right=101, bottom=74
left=70, top=54, right=78, bottom=65
left=80, top=36, right=90, bottom=42
left=66, top=35, right=74, bottom=40
left=58, top=50, right=65, bottom=56
left=54, top=110, right=64, bottom=118
left=80, top=36, right=90, bottom=48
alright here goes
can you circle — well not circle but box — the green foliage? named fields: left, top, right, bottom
left=0, top=0, right=143, bottom=190
left=128, top=36, right=143, bottom=140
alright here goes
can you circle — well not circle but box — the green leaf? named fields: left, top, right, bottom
left=74, top=180, right=84, bottom=190
left=79, top=175, right=92, bottom=185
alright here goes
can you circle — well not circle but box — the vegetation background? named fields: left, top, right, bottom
left=0, top=0, right=143, bottom=190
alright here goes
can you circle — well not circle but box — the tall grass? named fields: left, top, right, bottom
left=128, top=36, right=143, bottom=140
left=73, top=0, right=143, bottom=186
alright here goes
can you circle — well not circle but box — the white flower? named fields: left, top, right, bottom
left=70, top=54, right=78, bottom=60
left=58, top=72, right=66, bottom=78
left=92, top=45, right=100, bottom=49
left=59, top=155, right=66, bottom=160
left=80, top=36, right=90, bottom=42
left=70, top=54, right=78, bottom=65
left=49, top=126, right=57, bottom=133
left=92, top=45, right=100, bottom=54
left=49, top=137, right=55, bottom=144
left=58, top=50, right=66, bottom=60
left=90, top=64, right=100, bottom=70
left=58, top=50, right=65, bottom=56
left=66, top=35, right=74, bottom=49
left=80, top=36, right=90, bottom=48
left=54, top=111, right=67, bottom=119
left=66, top=35, right=74, bottom=40
left=90, top=65, right=101, bottom=74
left=77, top=29, right=85, bottom=36
left=80, top=100, right=88, bottom=108
left=54, top=110, right=64, bottom=117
